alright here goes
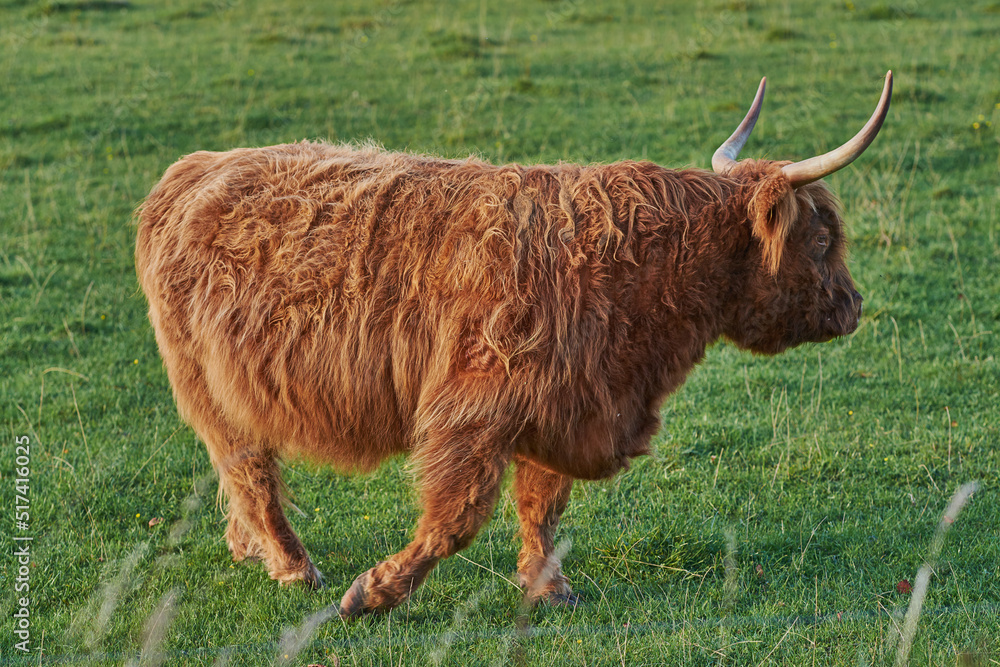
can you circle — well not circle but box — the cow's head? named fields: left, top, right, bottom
left=716, top=72, right=892, bottom=355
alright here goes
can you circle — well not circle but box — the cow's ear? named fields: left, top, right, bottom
left=748, top=173, right=798, bottom=275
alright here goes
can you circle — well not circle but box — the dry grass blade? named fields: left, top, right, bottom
left=125, top=588, right=180, bottom=667
left=73, top=542, right=150, bottom=649
left=275, top=604, right=340, bottom=666
left=894, top=481, right=979, bottom=667
left=430, top=588, right=488, bottom=665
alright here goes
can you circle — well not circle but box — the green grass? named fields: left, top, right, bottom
left=1, top=0, right=999, bottom=664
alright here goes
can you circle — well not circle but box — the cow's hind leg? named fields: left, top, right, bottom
left=164, top=353, right=321, bottom=587
left=338, top=421, right=511, bottom=617
left=216, top=447, right=323, bottom=588
left=514, top=455, right=578, bottom=605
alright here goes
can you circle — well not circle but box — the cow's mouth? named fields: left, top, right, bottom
left=822, top=293, right=863, bottom=339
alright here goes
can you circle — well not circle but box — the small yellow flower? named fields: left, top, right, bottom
left=364, top=515, right=370, bottom=520
left=883, top=457, right=889, bottom=462
left=973, top=122, right=980, bottom=130
left=100, top=314, right=106, bottom=320
left=247, top=69, right=255, bottom=76
left=136, top=513, right=141, bottom=518
left=848, top=410, right=853, bottom=416
left=978, top=114, right=986, bottom=121
left=133, top=359, right=139, bottom=364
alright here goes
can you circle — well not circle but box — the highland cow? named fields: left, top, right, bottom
left=135, top=73, right=892, bottom=617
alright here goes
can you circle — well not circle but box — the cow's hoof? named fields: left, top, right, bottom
left=338, top=569, right=373, bottom=619
left=271, top=561, right=324, bottom=590
left=541, top=590, right=581, bottom=607
left=521, top=571, right=579, bottom=607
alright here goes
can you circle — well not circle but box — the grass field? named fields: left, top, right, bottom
left=2, top=0, right=999, bottom=664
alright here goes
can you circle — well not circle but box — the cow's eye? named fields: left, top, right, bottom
left=816, top=234, right=829, bottom=247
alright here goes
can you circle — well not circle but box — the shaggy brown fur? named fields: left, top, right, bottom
left=135, top=141, right=862, bottom=615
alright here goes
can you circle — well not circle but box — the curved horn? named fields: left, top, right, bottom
left=782, top=71, right=893, bottom=188
left=712, top=77, right=766, bottom=175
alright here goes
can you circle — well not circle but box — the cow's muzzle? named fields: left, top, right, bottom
left=823, top=288, right=863, bottom=339
left=851, top=289, right=864, bottom=331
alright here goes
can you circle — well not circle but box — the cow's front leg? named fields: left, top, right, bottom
left=338, top=421, right=512, bottom=617
left=514, top=455, right=578, bottom=606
